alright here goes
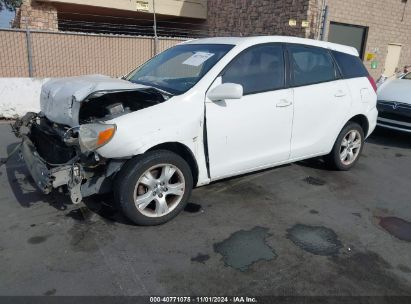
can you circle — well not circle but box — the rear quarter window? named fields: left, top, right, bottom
left=288, top=45, right=338, bottom=87
left=332, top=51, right=369, bottom=79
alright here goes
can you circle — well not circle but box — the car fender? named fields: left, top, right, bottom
left=96, top=94, right=205, bottom=159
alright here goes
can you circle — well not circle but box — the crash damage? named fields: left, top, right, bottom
left=11, top=75, right=170, bottom=204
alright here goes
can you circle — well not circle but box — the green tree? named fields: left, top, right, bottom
left=0, top=0, right=22, bottom=11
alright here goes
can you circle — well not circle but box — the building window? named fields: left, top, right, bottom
left=328, top=22, right=368, bottom=59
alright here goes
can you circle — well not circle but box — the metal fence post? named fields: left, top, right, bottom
left=153, top=0, right=158, bottom=56
left=319, top=5, right=329, bottom=41
left=25, top=22, right=34, bottom=77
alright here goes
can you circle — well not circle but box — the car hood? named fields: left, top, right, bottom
left=40, top=74, right=150, bottom=126
left=378, top=79, right=411, bottom=105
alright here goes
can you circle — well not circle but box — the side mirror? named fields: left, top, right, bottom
left=207, top=83, right=243, bottom=102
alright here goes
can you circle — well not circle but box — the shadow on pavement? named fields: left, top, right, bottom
left=82, top=194, right=136, bottom=226
left=367, top=127, right=411, bottom=149
left=5, top=143, right=71, bottom=211
left=297, top=157, right=333, bottom=171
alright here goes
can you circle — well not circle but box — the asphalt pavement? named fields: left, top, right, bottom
left=0, top=121, right=410, bottom=296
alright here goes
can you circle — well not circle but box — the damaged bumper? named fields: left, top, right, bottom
left=14, top=113, right=125, bottom=204
left=20, top=135, right=84, bottom=203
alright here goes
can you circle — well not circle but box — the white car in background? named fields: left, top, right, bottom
left=13, top=36, right=378, bottom=225
left=377, top=72, right=411, bottom=133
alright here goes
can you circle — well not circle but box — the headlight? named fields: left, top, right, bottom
left=79, top=123, right=116, bottom=152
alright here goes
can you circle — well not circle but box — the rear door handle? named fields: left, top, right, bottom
left=335, top=90, right=347, bottom=97
left=276, top=100, right=293, bottom=108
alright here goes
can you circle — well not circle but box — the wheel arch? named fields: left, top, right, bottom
left=146, top=142, right=199, bottom=186
left=327, top=114, right=370, bottom=155
left=347, top=114, right=369, bottom=137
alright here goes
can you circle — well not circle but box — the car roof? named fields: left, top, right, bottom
left=183, top=36, right=359, bottom=57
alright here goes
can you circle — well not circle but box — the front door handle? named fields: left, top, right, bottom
left=335, top=90, right=347, bottom=97
left=276, top=99, right=293, bottom=108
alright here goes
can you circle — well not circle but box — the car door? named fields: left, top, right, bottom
left=286, top=44, right=352, bottom=159
left=205, top=43, right=294, bottom=179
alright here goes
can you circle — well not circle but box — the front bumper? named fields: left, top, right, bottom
left=377, top=118, right=411, bottom=133
left=377, top=101, right=411, bottom=133
left=20, top=135, right=84, bottom=203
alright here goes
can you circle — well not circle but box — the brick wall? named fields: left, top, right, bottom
left=206, top=0, right=312, bottom=38
left=309, top=0, right=411, bottom=79
left=12, top=0, right=58, bottom=31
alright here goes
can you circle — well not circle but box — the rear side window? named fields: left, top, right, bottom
left=222, top=44, right=285, bottom=95
left=288, top=45, right=337, bottom=87
left=332, top=51, right=369, bottom=79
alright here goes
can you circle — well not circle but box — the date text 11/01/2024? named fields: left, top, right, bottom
left=149, top=297, right=258, bottom=303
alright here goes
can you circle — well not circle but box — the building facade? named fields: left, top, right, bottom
left=12, top=0, right=411, bottom=79
left=206, top=0, right=411, bottom=79
left=322, top=0, right=411, bottom=79
left=13, top=0, right=207, bottom=36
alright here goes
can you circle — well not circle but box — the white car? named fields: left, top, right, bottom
left=377, top=72, right=411, bottom=133
left=13, top=36, right=378, bottom=225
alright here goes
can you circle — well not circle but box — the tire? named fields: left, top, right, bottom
left=325, top=122, right=365, bottom=171
left=114, top=150, right=193, bottom=226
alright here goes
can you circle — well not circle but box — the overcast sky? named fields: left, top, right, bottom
left=0, top=9, right=14, bottom=28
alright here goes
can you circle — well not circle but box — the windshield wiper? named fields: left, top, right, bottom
left=128, top=79, right=175, bottom=96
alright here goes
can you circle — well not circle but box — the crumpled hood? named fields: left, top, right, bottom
left=378, top=79, right=411, bottom=105
left=40, top=74, right=149, bottom=126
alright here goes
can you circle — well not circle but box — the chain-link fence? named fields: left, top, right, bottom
left=0, top=28, right=187, bottom=78
left=0, top=8, right=210, bottom=78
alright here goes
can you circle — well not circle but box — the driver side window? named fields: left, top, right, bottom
left=222, top=44, right=285, bottom=95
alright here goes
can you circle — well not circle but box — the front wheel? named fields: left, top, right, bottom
left=114, top=150, right=193, bottom=225
left=325, top=122, right=364, bottom=171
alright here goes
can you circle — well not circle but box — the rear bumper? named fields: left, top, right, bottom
left=367, top=107, right=378, bottom=137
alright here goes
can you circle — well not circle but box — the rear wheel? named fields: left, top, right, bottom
left=114, top=150, right=193, bottom=225
left=325, top=122, right=364, bottom=171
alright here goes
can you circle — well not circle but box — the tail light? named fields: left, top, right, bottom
left=367, top=76, right=377, bottom=92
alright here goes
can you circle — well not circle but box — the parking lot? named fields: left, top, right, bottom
left=0, top=121, right=410, bottom=296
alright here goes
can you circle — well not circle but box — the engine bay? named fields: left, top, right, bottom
left=79, top=88, right=167, bottom=124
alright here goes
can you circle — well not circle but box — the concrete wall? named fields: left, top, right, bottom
left=0, top=78, right=48, bottom=118
left=39, top=0, right=207, bottom=19
left=13, top=0, right=207, bottom=28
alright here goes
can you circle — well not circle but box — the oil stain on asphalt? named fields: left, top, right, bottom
left=65, top=207, right=93, bottom=221
left=191, top=253, right=210, bottom=264
left=304, top=176, right=326, bottom=186
left=43, top=288, right=56, bottom=296
left=330, top=251, right=411, bottom=295
left=27, top=235, right=50, bottom=244
left=286, top=224, right=342, bottom=256
left=378, top=217, right=411, bottom=242
left=214, top=226, right=277, bottom=272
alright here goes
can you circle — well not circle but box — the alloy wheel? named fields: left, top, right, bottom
left=133, top=164, right=185, bottom=218
left=340, top=130, right=362, bottom=166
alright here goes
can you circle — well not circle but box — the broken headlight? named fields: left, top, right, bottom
left=79, top=123, right=116, bottom=152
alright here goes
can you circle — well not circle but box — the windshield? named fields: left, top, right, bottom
left=127, top=44, right=234, bottom=95
left=403, top=73, right=411, bottom=80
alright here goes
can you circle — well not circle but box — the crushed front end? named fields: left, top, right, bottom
left=10, top=75, right=169, bottom=204
left=12, top=112, right=124, bottom=204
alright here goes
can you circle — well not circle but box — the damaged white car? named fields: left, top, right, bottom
left=13, top=36, right=378, bottom=225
